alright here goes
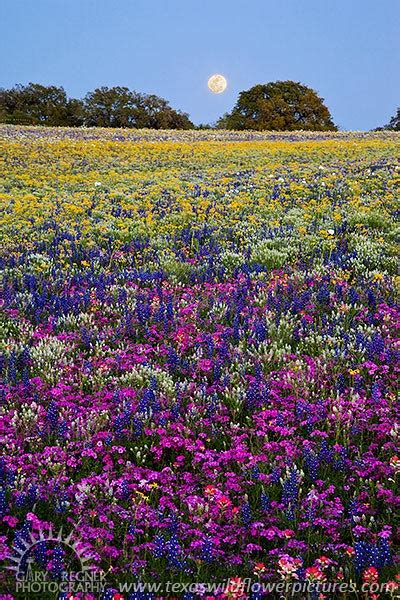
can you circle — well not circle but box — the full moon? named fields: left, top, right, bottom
left=208, top=74, right=227, bottom=94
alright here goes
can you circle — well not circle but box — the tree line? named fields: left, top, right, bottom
left=0, top=81, right=398, bottom=130
left=374, top=108, right=400, bottom=131
left=0, top=83, right=194, bottom=129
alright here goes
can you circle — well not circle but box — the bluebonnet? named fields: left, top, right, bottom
left=153, top=534, right=166, bottom=558
left=46, top=401, right=59, bottom=431
left=304, top=449, right=319, bottom=482
left=0, top=487, right=8, bottom=517
left=260, top=491, right=270, bottom=511
left=201, top=537, right=214, bottom=564
left=354, top=539, right=393, bottom=574
left=282, top=468, right=300, bottom=509
left=34, top=540, right=47, bottom=568
left=241, top=502, right=252, bottom=526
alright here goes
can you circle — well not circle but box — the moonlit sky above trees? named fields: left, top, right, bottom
left=1, top=0, right=399, bottom=130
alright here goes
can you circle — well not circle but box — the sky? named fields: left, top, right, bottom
left=0, top=0, right=399, bottom=130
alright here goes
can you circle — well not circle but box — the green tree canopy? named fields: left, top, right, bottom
left=82, top=86, right=140, bottom=128
left=218, top=80, right=337, bottom=131
left=384, top=107, right=400, bottom=131
left=0, top=83, right=193, bottom=129
left=80, top=86, right=194, bottom=129
left=0, top=83, right=84, bottom=126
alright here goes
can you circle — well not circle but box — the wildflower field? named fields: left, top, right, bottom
left=0, top=126, right=399, bottom=598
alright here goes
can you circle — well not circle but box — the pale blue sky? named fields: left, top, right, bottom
left=0, top=0, right=399, bottom=129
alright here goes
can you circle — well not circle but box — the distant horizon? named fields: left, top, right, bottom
left=1, top=78, right=394, bottom=132
left=0, top=76, right=397, bottom=132
left=2, top=121, right=399, bottom=134
left=1, top=0, right=399, bottom=131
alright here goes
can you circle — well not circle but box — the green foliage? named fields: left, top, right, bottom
left=0, top=83, right=84, bottom=126
left=385, top=107, right=400, bottom=131
left=83, top=86, right=193, bottom=129
left=0, top=83, right=194, bottom=129
left=218, top=80, right=337, bottom=131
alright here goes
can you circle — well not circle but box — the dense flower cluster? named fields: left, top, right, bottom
left=1, top=124, right=399, bottom=142
left=0, top=127, right=399, bottom=599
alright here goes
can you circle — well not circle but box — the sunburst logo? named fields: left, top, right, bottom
left=6, top=525, right=104, bottom=595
